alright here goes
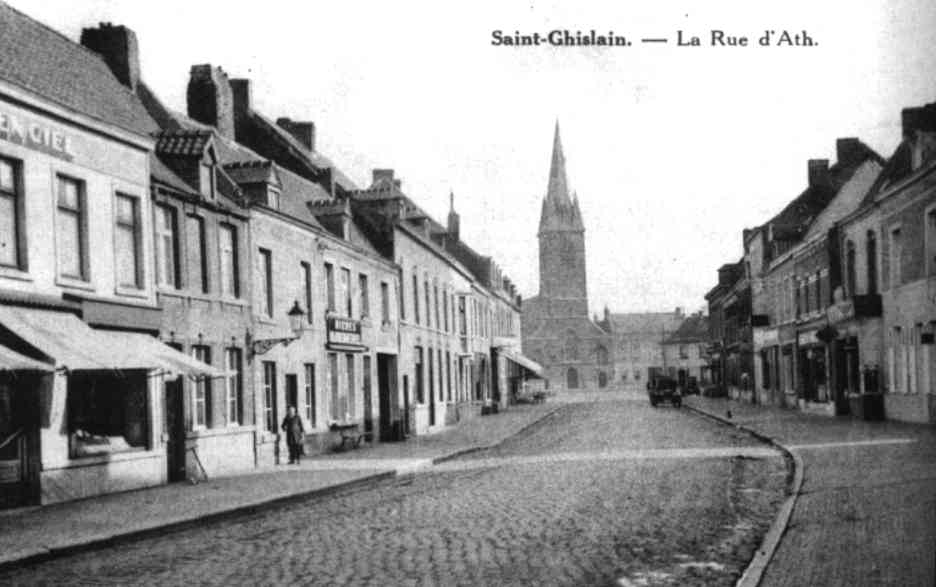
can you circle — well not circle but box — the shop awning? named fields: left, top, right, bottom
left=498, top=348, right=544, bottom=378
left=106, top=332, right=227, bottom=379
left=0, top=344, right=53, bottom=372
left=0, top=307, right=220, bottom=377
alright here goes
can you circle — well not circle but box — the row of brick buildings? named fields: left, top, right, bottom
left=0, top=5, right=540, bottom=508
left=705, top=102, right=936, bottom=424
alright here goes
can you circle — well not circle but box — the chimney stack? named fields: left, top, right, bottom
left=229, top=78, right=252, bottom=131
left=372, top=168, right=394, bottom=186
left=80, top=23, right=140, bottom=90
left=276, top=118, right=315, bottom=151
left=807, top=159, right=830, bottom=188
left=901, top=102, right=936, bottom=138
left=835, top=138, right=865, bottom=167
left=187, top=65, right=235, bottom=140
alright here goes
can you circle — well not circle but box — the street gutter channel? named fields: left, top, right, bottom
left=683, top=404, right=804, bottom=587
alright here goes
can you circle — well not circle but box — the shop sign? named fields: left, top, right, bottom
left=0, top=108, right=75, bottom=161
left=827, top=299, right=854, bottom=324
left=327, top=316, right=362, bottom=345
left=797, top=329, right=819, bottom=346
left=753, top=328, right=779, bottom=348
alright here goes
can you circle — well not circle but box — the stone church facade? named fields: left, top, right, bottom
left=521, top=125, right=615, bottom=391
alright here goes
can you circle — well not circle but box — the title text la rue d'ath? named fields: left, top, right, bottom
left=490, top=29, right=816, bottom=47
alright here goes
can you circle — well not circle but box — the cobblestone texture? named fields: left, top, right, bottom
left=685, top=396, right=936, bottom=587
left=0, top=401, right=787, bottom=586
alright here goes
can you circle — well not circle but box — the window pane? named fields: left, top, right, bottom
left=57, top=210, right=82, bottom=277
left=115, top=196, right=139, bottom=287
left=0, top=159, right=13, bottom=190
left=57, top=177, right=79, bottom=209
left=0, top=194, right=17, bottom=266
left=219, top=225, right=238, bottom=297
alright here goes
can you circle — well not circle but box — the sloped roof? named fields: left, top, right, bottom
left=223, top=160, right=281, bottom=186
left=241, top=110, right=357, bottom=192
left=155, top=129, right=213, bottom=157
left=663, top=314, right=709, bottom=344
left=149, top=153, right=197, bottom=195
left=608, top=312, right=684, bottom=336
left=764, top=141, right=882, bottom=239
left=0, top=3, right=156, bottom=137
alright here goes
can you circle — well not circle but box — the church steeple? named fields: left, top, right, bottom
left=539, top=121, right=584, bottom=235
left=536, top=121, right=588, bottom=305
left=447, top=189, right=460, bottom=240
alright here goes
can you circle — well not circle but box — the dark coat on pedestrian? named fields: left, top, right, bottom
left=281, top=413, right=305, bottom=447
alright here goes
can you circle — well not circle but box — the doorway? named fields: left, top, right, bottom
left=377, top=354, right=397, bottom=441
left=362, top=356, right=373, bottom=438
left=164, top=377, right=186, bottom=482
left=0, top=375, right=39, bottom=508
left=285, top=374, right=299, bottom=412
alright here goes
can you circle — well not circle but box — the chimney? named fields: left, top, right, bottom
left=187, top=65, right=235, bottom=139
left=372, top=168, right=395, bottom=187
left=807, top=159, right=830, bottom=188
left=447, top=191, right=460, bottom=240
left=80, top=23, right=140, bottom=90
left=320, top=166, right=336, bottom=198
left=229, top=78, right=252, bottom=132
left=276, top=118, right=315, bottom=151
left=835, top=138, right=865, bottom=167
left=901, top=103, right=936, bottom=139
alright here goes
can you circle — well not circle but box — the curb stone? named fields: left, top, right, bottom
left=432, top=405, right=563, bottom=465
left=683, top=404, right=805, bottom=587
left=0, top=471, right=395, bottom=573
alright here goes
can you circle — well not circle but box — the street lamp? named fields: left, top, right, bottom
left=247, top=300, right=306, bottom=360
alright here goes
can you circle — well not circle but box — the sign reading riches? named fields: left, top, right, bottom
left=0, top=108, right=75, bottom=161
left=327, top=316, right=362, bottom=346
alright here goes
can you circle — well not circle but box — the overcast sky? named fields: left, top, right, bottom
left=11, top=0, right=936, bottom=314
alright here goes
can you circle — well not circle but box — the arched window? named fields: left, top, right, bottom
left=845, top=240, right=857, bottom=296
left=598, top=371, right=608, bottom=388
left=866, top=231, right=877, bottom=294
left=596, top=345, right=609, bottom=365
left=566, top=368, right=579, bottom=389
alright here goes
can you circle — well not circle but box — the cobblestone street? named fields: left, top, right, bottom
left=0, top=400, right=787, bottom=586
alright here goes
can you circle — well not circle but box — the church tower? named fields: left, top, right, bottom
left=537, top=122, right=588, bottom=317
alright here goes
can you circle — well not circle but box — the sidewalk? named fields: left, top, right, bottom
left=685, top=395, right=936, bottom=587
left=0, top=402, right=560, bottom=571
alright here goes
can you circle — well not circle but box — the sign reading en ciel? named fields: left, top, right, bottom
left=0, top=109, right=75, bottom=161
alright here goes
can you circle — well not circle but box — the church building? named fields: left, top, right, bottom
left=521, top=124, right=615, bottom=391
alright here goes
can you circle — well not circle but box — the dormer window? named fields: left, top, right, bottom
left=266, top=187, right=281, bottom=210
left=200, top=163, right=216, bottom=199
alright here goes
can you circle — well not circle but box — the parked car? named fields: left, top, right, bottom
left=684, top=376, right=700, bottom=395
left=647, top=376, right=682, bottom=407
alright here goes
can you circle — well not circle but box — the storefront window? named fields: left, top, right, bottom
left=68, top=370, right=149, bottom=458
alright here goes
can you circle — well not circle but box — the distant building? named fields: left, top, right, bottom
left=661, top=313, right=710, bottom=387
left=522, top=124, right=613, bottom=391
left=603, top=309, right=685, bottom=389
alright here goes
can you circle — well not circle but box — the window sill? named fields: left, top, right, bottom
left=47, top=447, right=160, bottom=471
left=0, top=266, right=32, bottom=282
left=56, top=277, right=95, bottom=293
left=114, top=285, right=149, bottom=299
left=186, top=425, right=255, bottom=439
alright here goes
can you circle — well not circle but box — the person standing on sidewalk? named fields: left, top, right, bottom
left=281, top=406, right=305, bottom=465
